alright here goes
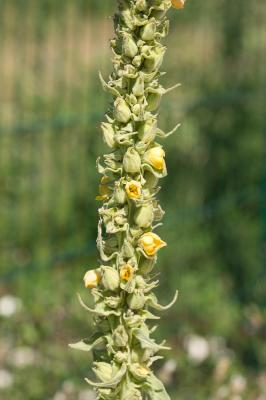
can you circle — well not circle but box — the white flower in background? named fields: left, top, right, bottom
left=0, top=369, right=14, bottom=390
left=0, top=295, right=22, bottom=318
left=78, top=389, right=96, bottom=400
left=8, top=346, right=37, bottom=368
left=184, top=334, right=210, bottom=364
left=216, top=385, right=230, bottom=399
left=230, top=374, right=247, bottom=394
left=53, top=392, right=67, bottom=400
left=157, top=359, right=177, bottom=385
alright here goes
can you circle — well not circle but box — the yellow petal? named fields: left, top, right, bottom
left=125, top=180, right=142, bottom=199
left=139, top=232, right=167, bottom=256
left=172, top=0, right=185, bottom=9
left=144, top=147, right=165, bottom=171
left=84, top=269, right=101, bottom=289
left=120, top=264, right=134, bottom=281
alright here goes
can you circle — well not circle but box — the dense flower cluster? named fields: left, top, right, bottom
left=70, top=1, right=185, bottom=399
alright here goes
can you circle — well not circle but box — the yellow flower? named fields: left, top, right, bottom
left=120, top=264, right=134, bottom=281
left=144, top=147, right=165, bottom=170
left=172, top=0, right=186, bottom=9
left=125, top=180, right=142, bottom=199
left=96, top=176, right=112, bottom=201
left=83, top=269, right=101, bottom=289
left=139, top=232, right=166, bottom=256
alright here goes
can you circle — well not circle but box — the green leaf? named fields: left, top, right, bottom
left=69, top=332, right=105, bottom=352
left=145, top=374, right=171, bottom=400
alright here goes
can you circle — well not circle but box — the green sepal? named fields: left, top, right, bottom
left=77, top=293, right=121, bottom=317
left=146, top=290, right=178, bottom=311
left=85, top=363, right=127, bottom=388
left=133, top=328, right=170, bottom=352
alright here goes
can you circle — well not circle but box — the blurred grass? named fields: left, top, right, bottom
left=0, top=0, right=266, bottom=399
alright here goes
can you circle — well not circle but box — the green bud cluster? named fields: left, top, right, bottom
left=70, top=1, right=183, bottom=399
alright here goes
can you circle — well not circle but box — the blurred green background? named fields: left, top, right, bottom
left=0, top=0, right=265, bottom=399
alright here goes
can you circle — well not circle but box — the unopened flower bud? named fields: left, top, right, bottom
left=120, top=264, right=134, bottom=281
left=135, top=0, right=147, bottom=12
left=83, top=269, right=101, bottom=289
left=114, top=98, right=131, bottom=124
left=123, top=148, right=141, bottom=173
left=144, top=146, right=165, bottom=170
left=138, top=119, right=157, bottom=144
left=101, top=266, right=120, bottom=291
left=134, top=203, right=154, bottom=228
left=121, top=240, right=134, bottom=258
left=144, top=47, right=165, bottom=72
left=114, top=187, right=127, bottom=204
left=124, top=313, right=143, bottom=328
left=139, top=232, right=166, bottom=256
left=92, top=362, right=113, bottom=382
left=140, top=19, right=157, bottom=41
left=114, top=351, right=128, bottom=364
left=101, top=122, right=116, bottom=148
left=123, top=33, right=138, bottom=58
left=132, top=55, right=142, bottom=68
left=113, top=325, right=129, bottom=347
left=132, top=74, right=145, bottom=97
left=127, top=290, right=146, bottom=310
left=172, top=0, right=186, bottom=9
left=104, top=295, right=121, bottom=309
left=132, top=103, right=141, bottom=116
left=121, top=9, right=134, bottom=30
left=125, top=180, right=142, bottom=199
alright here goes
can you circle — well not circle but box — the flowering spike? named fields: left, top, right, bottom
left=70, top=1, right=185, bottom=398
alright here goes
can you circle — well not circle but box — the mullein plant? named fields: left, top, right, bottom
left=70, top=0, right=186, bottom=399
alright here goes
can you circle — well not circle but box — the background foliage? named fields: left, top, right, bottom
left=0, top=0, right=265, bottom=399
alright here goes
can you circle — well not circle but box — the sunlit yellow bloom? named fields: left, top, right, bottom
left=83, top=269, right=101, bottom=289
left=96, top=176, right=112, bottom=201
left=120, top=264, right=134, bottom=281
left=125, top=180, right=142, bottom=199
left=172, top=0, right=186, bottom=9
left=144, top=147, right=165, bottom=170
left=139, top=232, right=166, bottom=256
